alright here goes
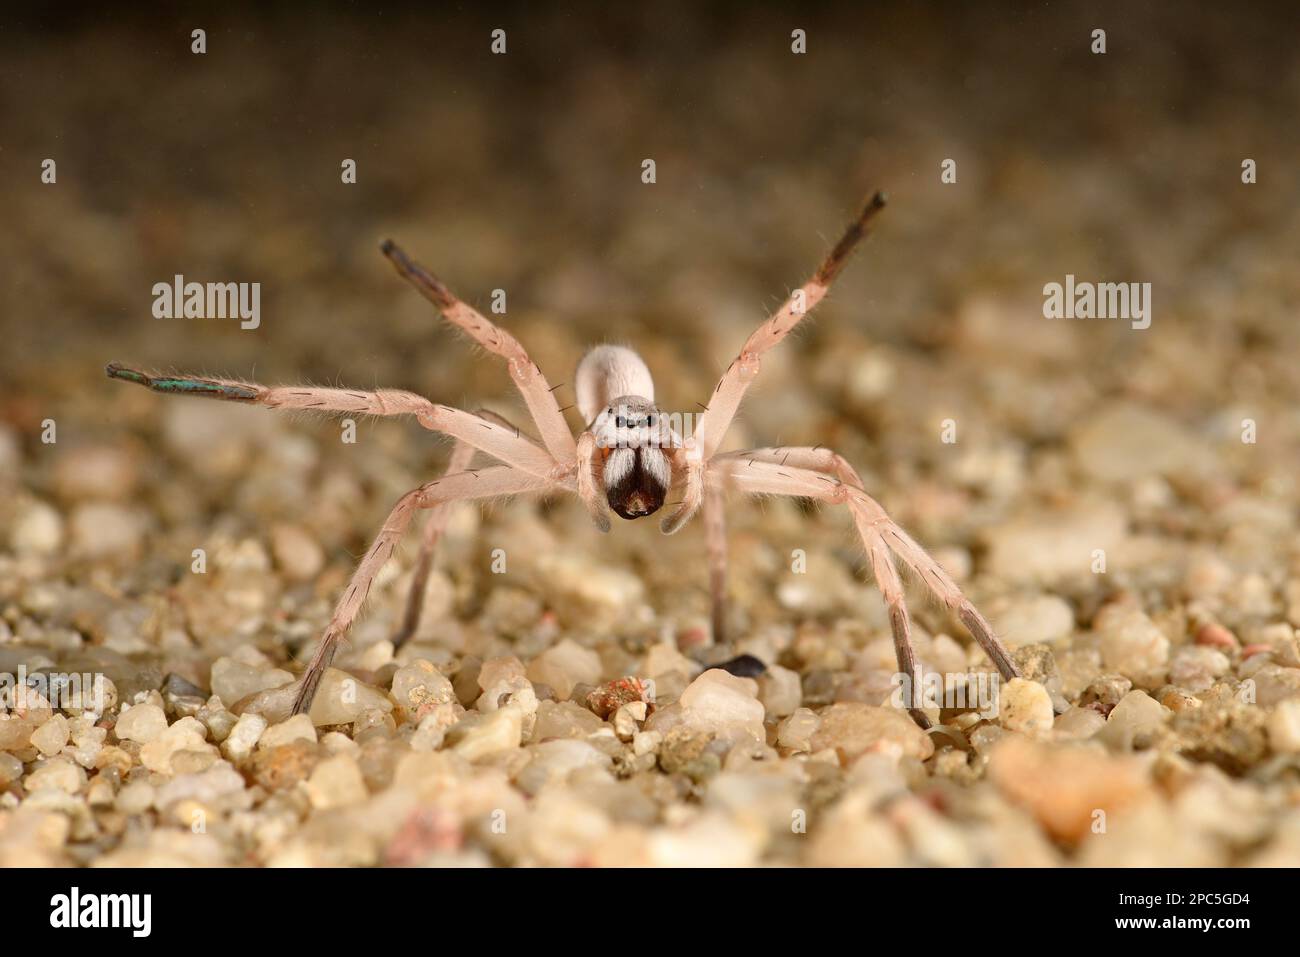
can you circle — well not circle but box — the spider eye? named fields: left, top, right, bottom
left=615, top=416, right=626, bottom=428
left=646, top=414, right=656, bottom=427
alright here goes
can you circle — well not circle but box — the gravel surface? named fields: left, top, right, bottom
left=2, top=5, right=1299, bottom=866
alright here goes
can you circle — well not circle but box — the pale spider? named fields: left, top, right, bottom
left=106, top=192, right=1020, bottom=726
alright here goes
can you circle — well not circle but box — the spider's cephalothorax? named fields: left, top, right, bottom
left=576, top=345, right=678, bottom=520
left=107, top=192, right=1026, bottom=730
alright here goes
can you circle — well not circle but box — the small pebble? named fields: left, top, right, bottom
left=0, top=752, right=25, bottom=785
left=10, top=500, right=64, bottom=556
left=139, top=717, right=216, bottom=774
left=809, top=703, right=933, bottom=763
left=30, top=714, right=70, bottom=756
left=221, top=712, right=268, bottom=762
left=259, top=714, right=317, bottom=750
left=1267, top=700, right=1300, bottom=754
left=669, top=669, right=766, bottom=744
left=758, top=664, right=802, bottom=718
left=450, top=707, right=523, bottom=760
left=210, top=657, right=293, bottom=705
left=990, top=594, right=1075, bottom=647
left=1195, top=623, right=1239, bottom=651
left=713, top=654, right=767, bottom=678
left=114, top=703, right=168, bottom=744
left=998, top=678, right=1054, bottom=736
left=1098, top=690, right=1171, bottom=751
left=776, top=708, right=820, bottom=751
left=526, top=640, right=602, bottom=701
left=307, top=669, right=392, bottom=727
left=390, top=659, right=456, bottom=725
left=69, top=503, right=146, bottom=558
left=305, top=754, right=368, bottom=809
left=1098, top=608, right=1170, bottom=685
left=25, top=758, right=86, bottom=794
left=270, top=523, right=325, bottom=581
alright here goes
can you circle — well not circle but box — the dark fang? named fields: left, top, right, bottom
left=606, top=450, right=667, bottom=520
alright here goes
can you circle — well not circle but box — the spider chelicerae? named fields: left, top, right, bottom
left=107, top=191, right=1021, bottom=726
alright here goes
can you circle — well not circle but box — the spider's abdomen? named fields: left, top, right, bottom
left=575, top=345, right=655, bottom=425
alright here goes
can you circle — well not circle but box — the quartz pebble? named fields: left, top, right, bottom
left=0, top=715, right=34, bottom=752
left=156, top=764, right=247, bottom=810
left=809, top=703, right=933, bottom=763
left=450, top=706, right=524, bottom=760
left=10, top=500, right=64, bottom=556
left=115, top=703, right=168, bottom=744
left=758, top=665, right=802, bottom=718
left=533, top=700, right=606, bottom=740
left=259, top=714, right=317, bottom=750
left=409, top=705, right=460, bottom=751
left=990, top=594, right=1075, bottom=647
left=517, top=739, right=612, bottom=792
left=26, top=757, right=86, bottom=794
left=646, top=813, right=760, bottom=868
left=1169, top=646, right=1230, bottom=692
left=643, top=642, right=694, bottom=680
left=533, top=553, right=644, bottom=629
left=69, top=503, right=146, bottom=558
left=307, top=669, right=392, bottom=726
left=1266, top=700, right=1300, bottom=754
left=305, top=754, right=368, bottom=809
left=30, top=714, right=70, bottom=755
left=997, top=678, right=1054, bottom=736
left=1069, top=402, right=1208, bottom=483
left=1052, top=706, right=1106, bottom=740
left=270, top=523, right=325, bottom=581
left=475, top=656, right=531, bottom=712
left=777, top=708, right=820, bottom=751
left=139, top=717, right=216, bottom=774
left=210, top=657, right=293, bottom=705
left=390, top=659, right=456, bottom=724
left=526, top=640, right=602, bottom=701
left=654, top=669, right=766, bottom=745
left=114, top=781, right=154, bottom=815
left=1098, top=690, right=1171, bottom=751
left=983, top=500, right=1126, bottom=582
left=1097, top=607, right=1170, bottom=686
left=0, top=752, right=23, bottom=785
left=612, top=701, right=647, bottom=740
left=221, top=712, right=268, bottom=762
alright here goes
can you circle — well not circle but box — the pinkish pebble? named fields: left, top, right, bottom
left=1195, top=623, right=1239, bottom=651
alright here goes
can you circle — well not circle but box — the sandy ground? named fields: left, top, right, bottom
left=2, top=4, right=1300, bottom=866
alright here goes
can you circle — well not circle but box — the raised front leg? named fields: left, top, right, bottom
left=660, top=192, right=887, bottom=533
left=380, top=241, right=578, bottom=465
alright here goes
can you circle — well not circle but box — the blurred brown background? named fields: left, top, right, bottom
left=2, top=1, right=1297, bottom=410
left=0, top=0, right=1295, bottom=597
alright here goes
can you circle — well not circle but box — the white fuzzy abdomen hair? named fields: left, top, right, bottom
left=575, top=344, right=656, bottom=423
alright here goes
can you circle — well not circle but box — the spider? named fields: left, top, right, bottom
left=106, top=191, right=1020, bottom=726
